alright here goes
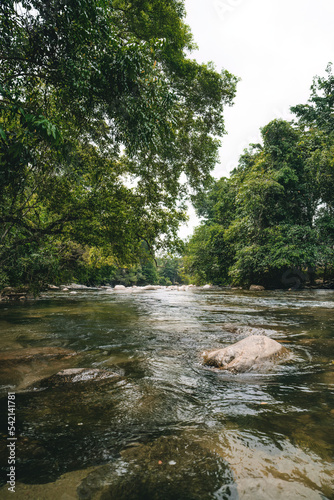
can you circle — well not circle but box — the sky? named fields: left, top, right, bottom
left=179, top=0, right=334, bottom=238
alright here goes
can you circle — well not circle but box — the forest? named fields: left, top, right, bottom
left=0, top=0, right=237, bottom=292
left=0, top=3, right=333, bottom=498
left=1, top=1, right=333, bottom=292
left=185, top=64, right=334, bottom=288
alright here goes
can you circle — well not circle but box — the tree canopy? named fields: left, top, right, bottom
left=185, top=64, right=334, bottom=288
left=0, top=0, right=238, bottom=289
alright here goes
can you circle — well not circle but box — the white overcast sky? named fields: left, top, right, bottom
left=179, top=0, right=334, bottom=238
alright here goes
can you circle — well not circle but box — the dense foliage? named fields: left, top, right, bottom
left=185, top=65, right=334, bottom=288
left=0, top=0, right=237, bottom=290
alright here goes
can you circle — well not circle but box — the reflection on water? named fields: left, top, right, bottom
left=0, top=289, right=333, bottom=499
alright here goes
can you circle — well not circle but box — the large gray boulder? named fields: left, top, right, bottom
left=202, top=335, right=289, bottom=373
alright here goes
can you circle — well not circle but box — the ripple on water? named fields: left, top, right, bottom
left=0, top=289, right=333, bottom=498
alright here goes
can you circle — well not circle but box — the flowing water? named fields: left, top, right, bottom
left=0, top=288, right=333, bottom=499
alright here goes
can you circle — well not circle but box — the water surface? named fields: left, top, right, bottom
left=0, top=288, right=333, bottom=499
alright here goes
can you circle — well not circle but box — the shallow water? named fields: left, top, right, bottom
left=0, top=288, right=333, bottom=499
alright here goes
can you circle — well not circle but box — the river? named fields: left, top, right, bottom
left=0, top=287, right=333, bottom=499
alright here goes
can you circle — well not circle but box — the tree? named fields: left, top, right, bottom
left=0, top=0, right=238, bottom=289
left=186, top=65, right=334, bottom=287
left=184, top=177, right=236, bottom=284
left=291, top=63, right=334, bottom=282
left=157, top=257, right=182, bottom=284
left=291, top=63, right=334, bottom=135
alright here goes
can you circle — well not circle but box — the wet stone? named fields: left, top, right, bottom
left=33, top=368, right=120, bottom=388
left=202, top=335, right=290, bottom=373
left=0, top=347, right=76, bottom=365
left=249, top=285, right=265, bottom=291
left=77, top=434, right=236, bottom=500
left=0, top=348, right=79, bottom=391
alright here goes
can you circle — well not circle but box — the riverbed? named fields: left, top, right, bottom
left=0, top=288, right=333, bottom=499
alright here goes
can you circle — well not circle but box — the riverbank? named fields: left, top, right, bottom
left=1, top=280, right=334, bottom=302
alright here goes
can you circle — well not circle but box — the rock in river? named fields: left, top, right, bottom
left=249, top=285, right=265, bottom=291
left=202, top=335, right=290, bottom=373
left=34, top=368, right=120, bottom=388
left=77, top=434, right=235, bottom=500
left=0, top=347, right=76, bottom=365
left=0, top=347, right=78, bottom=390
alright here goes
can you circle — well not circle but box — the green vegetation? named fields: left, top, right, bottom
left=0, top=0, right=237, bottom=291
left=42, top=245, right=185, bottom=287
left=2, top=2, right=332, bottom=292
left=185, top=65, right=334, bottom=288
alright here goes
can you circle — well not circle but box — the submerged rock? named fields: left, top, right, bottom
left=0, top=347, right=76, bottom=365
left=0, top=348, right=78, bottom=390
left=0, top=466, right=99, bottom=500
left=34, top=368, right=120, bottom=388
left=202, top=335, right=290, bottom=373
left=77, top=434, right=235, bottom=500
